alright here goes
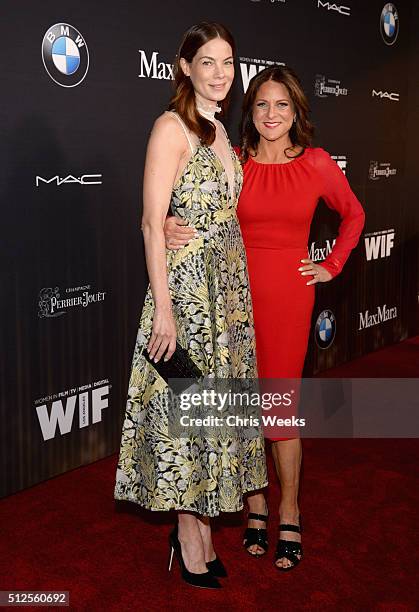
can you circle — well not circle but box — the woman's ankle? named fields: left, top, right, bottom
left=196, top=517, right=215, bottom=562
left=278, top=504, right=300, bottom=524
left=247, top=493, right=268, bottom=514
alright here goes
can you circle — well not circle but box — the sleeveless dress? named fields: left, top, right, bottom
left=114, top=114, right=267, bottom=517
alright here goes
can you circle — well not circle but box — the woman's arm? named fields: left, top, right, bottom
left=314, top=148, right=365, bottom=278
left=142, top=114, right=186, bottom=362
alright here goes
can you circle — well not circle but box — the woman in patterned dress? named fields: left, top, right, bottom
left=114, top=23, right=267, bottom=588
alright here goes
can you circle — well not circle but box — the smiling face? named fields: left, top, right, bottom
left=180, top=37, right=234, bottom=106
left=252, top=79, right=296, bottom=142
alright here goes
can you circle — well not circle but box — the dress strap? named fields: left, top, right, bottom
left=166, top=111, right=195, bottom=155
left=217, top=119, right=233, bottom=149
left=217, top=119, right=229, bottom=139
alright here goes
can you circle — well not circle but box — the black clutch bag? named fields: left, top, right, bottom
left=142, top=341, right=203, bottom=393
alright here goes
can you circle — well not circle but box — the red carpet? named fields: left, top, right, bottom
left=1, top=338, right=418, bottom=611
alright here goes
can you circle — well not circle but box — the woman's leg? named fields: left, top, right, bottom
left=272, top=438, right=302, bottom=569
left=177, top=512, right=208, bottom=573
left=196, top=515, right=216, bottom=562
left=246, top=491, right=269, bottom=555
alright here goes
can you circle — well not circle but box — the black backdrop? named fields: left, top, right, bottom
left=1, top=0, right=418, bottom=498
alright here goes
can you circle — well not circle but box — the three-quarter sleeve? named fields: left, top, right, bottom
left=313, top=148, right=365, bottom=277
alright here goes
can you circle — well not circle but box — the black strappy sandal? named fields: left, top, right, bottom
left=274, top=517, right=303, bottom=571
left=243, top=511, right=269, bottom=558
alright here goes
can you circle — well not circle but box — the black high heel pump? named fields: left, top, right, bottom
left=206, top=556, right=227, bottom=578
left=168, top=526, right=221, bottom=589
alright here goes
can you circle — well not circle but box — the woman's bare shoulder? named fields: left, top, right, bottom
left=148, top=111, right=188, bottom=154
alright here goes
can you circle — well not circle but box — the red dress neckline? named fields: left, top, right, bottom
left=248, top=147, right=308, bottom=167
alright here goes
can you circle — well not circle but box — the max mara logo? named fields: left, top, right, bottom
left=138, top=50, right=174, bottom=80
left=358, top=304, right=397, bottom=330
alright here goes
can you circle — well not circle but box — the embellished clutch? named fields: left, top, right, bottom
left=142, top=341, right=203, bottom=393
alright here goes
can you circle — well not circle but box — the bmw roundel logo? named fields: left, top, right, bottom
left=42, top=23, right=89, bottom=87
left=380, top=3, right=399, bottom=46
left=315, top=309, right=336, bottom=350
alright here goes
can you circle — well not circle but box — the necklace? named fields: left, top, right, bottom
left=196, top=102, right=222, bottom=122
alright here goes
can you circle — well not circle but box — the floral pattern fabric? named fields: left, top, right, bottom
left=114, top=119, right=267, bottom=516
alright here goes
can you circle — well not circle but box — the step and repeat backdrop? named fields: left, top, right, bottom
left=0, top=0, right=418, bottom=498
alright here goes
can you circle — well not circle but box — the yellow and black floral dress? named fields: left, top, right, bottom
left=114, top=114, right=267, bottom=517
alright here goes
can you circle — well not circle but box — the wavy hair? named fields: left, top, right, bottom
left=239, top=66, right=314, bottom=162
left=168, top=22, right=235, bottom=146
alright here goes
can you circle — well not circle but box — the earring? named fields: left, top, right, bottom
left=293, top=116, right=297, bottom=123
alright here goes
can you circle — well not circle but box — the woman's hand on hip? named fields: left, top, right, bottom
left=164, top=215, right=198, bottom=250
left=298, top=259, right=332, bottom=285
left=147, top=306, right=177, bottom=362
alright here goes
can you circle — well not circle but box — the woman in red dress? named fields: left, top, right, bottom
left=164, top=66, right=365, bottom=570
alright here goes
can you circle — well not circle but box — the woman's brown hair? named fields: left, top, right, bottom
left=168, top=22, right=235, bottom=146
left=239, top=66, right=314, bottom=162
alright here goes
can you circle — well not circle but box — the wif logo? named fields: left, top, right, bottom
left=35, top=382, right=110, bottom=441
left=317, top=2, right=351, bottom=16
left=364, top=230, right=395, bottom=261
left=331, top=154, right=347, bottom=175
left=138, top=50, right=174, bottom=80
left=239, top=56, right=285, bottom=92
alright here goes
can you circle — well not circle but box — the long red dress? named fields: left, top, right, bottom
left=236, top=147, right=365, bottom=438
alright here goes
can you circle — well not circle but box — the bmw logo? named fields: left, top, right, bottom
left=380, top=3, right=399, bottom=46
left=42, top=23, right=89, bottom=87
left=315, top=309, right=336, bottom=350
